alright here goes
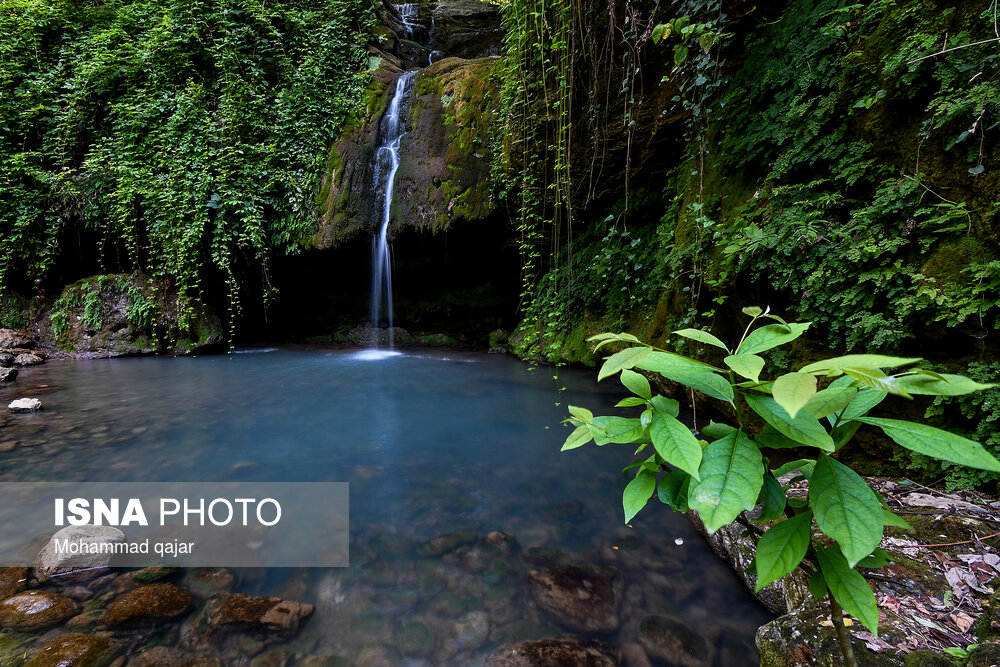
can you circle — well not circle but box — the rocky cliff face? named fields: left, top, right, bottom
left=313, top=0, right=502, bottom=250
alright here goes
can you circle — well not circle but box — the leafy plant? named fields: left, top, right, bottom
left=563, top=307, right=997, bottom=666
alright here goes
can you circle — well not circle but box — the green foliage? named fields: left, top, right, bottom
left=565, top=308, right=998, bottom=635
left=0, top=0, right=373, bottom=327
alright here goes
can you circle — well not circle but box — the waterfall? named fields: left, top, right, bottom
left=397, top=3, right=419, bottom=38
left=370, top=70, right=416, bottom=350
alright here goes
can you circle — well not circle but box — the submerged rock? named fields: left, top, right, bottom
left=418, top=531, right=476, bottom=557
left=0, top=590, right=77, bottom=632
left=8, top=397, right=41, bottom=413
left=37, top=525, right=126, bottom=576
left=128, top=646, right=224, bottom=667
left=103, top=582, right=192, bottom=627
left=0, top=367, right=16, bottom=382
left=637, top=615, right=715, bottom=667
left=526, top=565, right=622, bottom=634
left=484, top=637, right=621, bottom=666
left=24, top=632, right=118, bottom=667
left=0, top=566, right=29, bottom=598
left=183, top=593, right=315, bottom=656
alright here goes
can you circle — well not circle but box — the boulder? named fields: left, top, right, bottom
left=418, top=531, right=477, bottom=557
left=0, top=367, right=16, bottom=382
left=485, top=637, right=621, bottom=666
left=183, top=593, right=314, bottom=656
left=24, top=633, right=118, bottom=667
left=103, top=583, right=193, bottom=627
left=14, top=352, right=44, bottom=366
left=0, top=352, right=13, bottom=366
left=8, top=397, right=41, bottom=413
left=431, top=1, right=503, bottom=59
left=0, top=590, right=77, bottom=632
left=0, top=566, right=29, bottom=598
left=37, top=525, right=126, bottom=576
left=525, top=565, right=622, bottom=634
left=127, top=646, right=224, bottom=667
left=36, top=273, right=222, bottom=358
left=0, top=328, right=32, bottom=349
left=637, top=615, right=715, bottom=667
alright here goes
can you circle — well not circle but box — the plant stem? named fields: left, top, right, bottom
left=828, top=594, right=859, bottom=667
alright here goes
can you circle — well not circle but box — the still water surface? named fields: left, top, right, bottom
left=0, top=348, right=771, bottom=664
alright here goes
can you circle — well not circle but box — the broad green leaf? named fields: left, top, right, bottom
left=809, top=454, right=883, bottom=567
left=623, top=469, right=656, bottom=522
left=831, top=422, right=862, bottom=450
left=843, top=368, right=911, bottom=398
left=616, top=397, right=647, bottom=407
left=651, top=411, right=702, bottom=480
left=725, top=353, right=765, bottom=382
left=657, top=470, right=691, bottom=511
left=620, top=369, right=652, bottom=399
left=598, top=346, right=651, bottom=381
left=754, top=511, right=812, bottom=591
left=804, top=386, right=857, bottom=419
left=637, top=352, right=734, bottom=403
left=640, top=409, right=653, bottom=429
left=702, top=421, right=736, bottom=440
left=771, top=458, right=816, bottom=479
left=808, top=570, right=828, bottom=599
left=754, top=429, right=804, bottom=449
left=855, top=417, right=1000, bottom=472
left=757, top=473, right=787, bottom=521
left=742, top=306, right=763, bottom=317
left=589, top=416, right=646, bottom=445
left=835, top=388, right=887, bottom=424
left=897, top=373, right=997, bottom=396
left=801, top=354, right=921, bottom=375
left=673, top=328, right=729, bottom=352
left=651, top=395, right=680, bottom=417
left=745, top=394, right=835, bottom=451
left=772, top=372, right=818, bottom=418
left=817, top=545, right=880, bottom=634
left=688, top=431, right=764, bottom=533
left=590, top=332, right=640, bottom=351
left=738, top=322, right=810, bottom=355
left=561, top=425, right=593, bottom=451
left=568, top=405, right=593, bottom=422
left=857, top=548, right=891, bottom=569
left=882, top=508, right=912, bottom=530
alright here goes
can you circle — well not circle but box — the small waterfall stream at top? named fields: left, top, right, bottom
left=370, top=70, right=415, bottom=352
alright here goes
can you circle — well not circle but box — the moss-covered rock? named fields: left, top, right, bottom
left=430, top=1, right=503, bottom=59
left=393, top=56, right=501, bottom=232
left=35, top=274, right=222, bottom=357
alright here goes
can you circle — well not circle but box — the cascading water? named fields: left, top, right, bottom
left=397, top=3, right=419, bottom=38
left=369, top=70, right=416, bottom=353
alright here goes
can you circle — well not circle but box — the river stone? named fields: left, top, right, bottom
left=128, top=646, right=224, bottom=666
left=103, top=582, right=192, bottom=627
left=484, top=531, right=518, bottom=555
left=0, top=367, right=16, bottom=383
left=24, top=632, right=117, bottom=667
left=14, top=353, right=44, bottom=366
left=399, top=618, right=434, bottom=657
left=521, top=546, right=568, bottom=568
left=0, top=590, right=77, bottom=631
left=197, top=593, right=314, bottom=636
left=484, top=637, right=621, bottom=666
left=418, top=531, right=476, bottom=557
left=9, top=397, right=41, bottom=413
left=111, top=566, right=179, bottom=593
left=0, top=329, right=31, bottom=349
left=0, top=566, right=29, bottom=598
left=637, top=615, right=714, bottom=667
left=38, top=525, right=126, bottom=575
left=449, top=610, right=490, bottom=653
left=183, top=568, right=237, bottom=599
left=526, top=565, right=622, bottom=634
left=0, top=352, right=13, bottom=367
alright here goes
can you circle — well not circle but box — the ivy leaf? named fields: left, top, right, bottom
left=772, top=372, right=818, bottom=418
left=561, top=425, right=593, bottom=451
left=757, top=473, right=787, bottom=521
left=745, top=394, right=835, bottom=451
left=725, top=353, right=765, bottom=382
left=620, top=368, right=652, bottom=399
left=673, top=43, right=689, bottom=67
left=688, top=431, right=764, bottom=533
left=855, top=417, right=1000, bottom=472
left=598, top=346, right=650, bottom=381
left=753, top=511, right=812, bottom=591
left=637, top=351, right=734, bottom=403
left=673, top=328, right=729, bottom=352
left=809, top=454, right=884, bottom=567
left=623, top=468, right=656, bottom=522
left=651, top=410, right=702, bottom=480
left=738, top=322, right=810, bottom=355
left=817, top=545, right=880, bottom=634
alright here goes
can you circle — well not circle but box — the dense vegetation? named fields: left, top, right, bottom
left=499, top=0, right=1000, bottom=489
left=0, top=0, right=373, bottom=331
